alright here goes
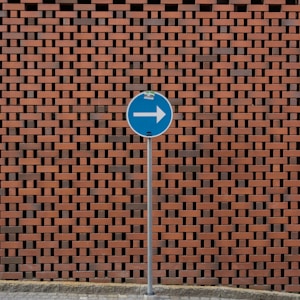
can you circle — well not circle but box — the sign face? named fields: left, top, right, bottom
left=127, top=91, right=173, bottom=138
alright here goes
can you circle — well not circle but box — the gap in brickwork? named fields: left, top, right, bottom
left=200, top=4, right=212, bottom=12
left=130, top=4, right=143, bottom=11
left=165, top=4, right=178, bottom=11
left=183, top=0, right=195, bottom=4
left=269, top=4, right=281, bottom=11
left=60, top=3, right=74, bottom=11
left=148, top=0, right=161, bottom=3
left=234, top=4, right=247, bottom=12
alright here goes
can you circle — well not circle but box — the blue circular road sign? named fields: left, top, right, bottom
left=126, top=91, right=173, bottom=138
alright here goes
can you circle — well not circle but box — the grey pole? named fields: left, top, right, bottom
left=147, top=137, right=153, bottom=295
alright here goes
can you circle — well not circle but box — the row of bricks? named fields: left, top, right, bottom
left=1, top=194, right=296, bottom=205
left=71, top=186, right=296, bottom=194
left=2, top=192, right=297, bottom=202
left=1, top=21, right=295, bottom=32
left=1, top=22, right=298, bottom=32
left=1, top=269, right=300, bottom=281
left=2, top=162, right=293, bottom=171
left=0, top=97, right=294, bottom=107
left=1, top=4, right=299, bottom=12
left=1, top=52, right=296, bottom=60
left=0, top=98, right=297, bottom=106
left=3, top=221, right=291, bottom=230
left=1, top=43, right=298, bottom=54
left=2, top=254, right=300, bottom=269
left=1, top=27, right=299, bottom=37
left=0, top=148, right=293, bottom=155
left=0, top=173, right=297, bottom=181
left=1, top=52, right=298, bottom=61
left=0, top=0, right=298, bottom=4
left=1, top=205, right=298, bottom=216
left=1, top=20, right=299, bottom=29
left=1, top=251, right=299, bottom=264
left=0, top=167, right=297, bottom=175
left=1, top=75, right=298, bottom=86
left=1, top=233, right=298, bottom=250
left=1, top=42, right=293, bottom=53
left=4, top=153, right=276, bottom=163
left=1, top=208, right=299, bottom=219
left=1, top=23, right=294, bottom=31
left=1, top=210, right=298, bottom=220
left=2, top=86, right=298, bottom=94
left=0, top=120, right=297, bottom=131
left=0, top=62, right=297, bottom=70
left=1, top=55, right=291, bottom=65
left=0, top=176, right=298, bottom=185
left=1, top=261, right=299, bottom=275
left=1, top=198, right=297, bottom=209
left=4, top=71, right=285, bottom=81
left=1, top=234, right=299, bottom=245
left=1, top=39, right=298, bottom=48
left=1, top=215, right=297, bottom=224
left=2, top=103, right=290, bottom=113
left=1, top=76, right=299, bottom=86
left=0, top=137, right=297, bottom=145
left=0, top=83, right=298, bottom=92
left=2, top=232, right=299, bottom=244
left=1, top=126, right=296, bottom=133
left=0, top=26, right=296, bottom=37
left=1, top=273, right=292, bottom=285
left=27, top=69, right=292, bottom=76
left=1, top=94, right=299, bottom=103
left=12, top=229, right=295, bottom=236
left=2, top=248, right=277, bottom=256
left=0, top=74, right=298, bottom=82
left=1, top=264, right=299, bottom=273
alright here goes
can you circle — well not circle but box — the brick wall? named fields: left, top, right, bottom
left=0, top=0, right=300, bottom=293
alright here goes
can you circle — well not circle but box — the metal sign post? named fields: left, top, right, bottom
left=127, top=91, right=173, bottom=295
left=147, top=137, right=153, bottom=295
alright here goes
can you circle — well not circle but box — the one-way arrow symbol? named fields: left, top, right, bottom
left=133, top=106, right=166, bottom=123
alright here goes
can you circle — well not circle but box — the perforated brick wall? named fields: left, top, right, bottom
left=0, top=0, right=300, bottom=293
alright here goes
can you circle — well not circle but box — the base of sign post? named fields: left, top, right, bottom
left=147, top=137, right=153, bottom=296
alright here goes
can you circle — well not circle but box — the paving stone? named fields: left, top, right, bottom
left=0, top=292, right=247, bottom=300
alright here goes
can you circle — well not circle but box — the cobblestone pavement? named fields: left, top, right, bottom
left=0, top=292, right=239, bottom=300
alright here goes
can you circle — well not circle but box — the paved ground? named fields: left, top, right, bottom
left=0, top=292, right=238, bottom=300
left=0, top=281, right=299, bottom=300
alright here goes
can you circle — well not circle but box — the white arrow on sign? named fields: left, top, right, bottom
left=133, top=106, right=166, bottom=124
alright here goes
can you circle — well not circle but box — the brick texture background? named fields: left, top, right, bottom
left=0, top=0, right=300, bottom=294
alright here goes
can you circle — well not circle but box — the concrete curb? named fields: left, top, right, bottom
left=0, top=280, right=299, bottom=300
